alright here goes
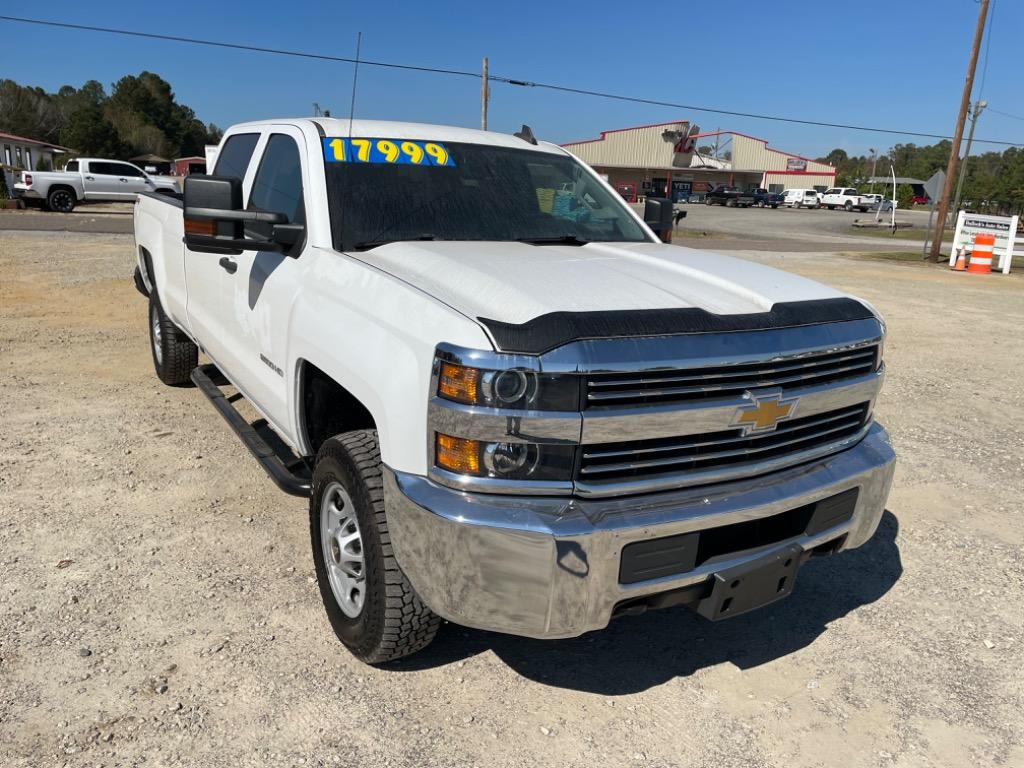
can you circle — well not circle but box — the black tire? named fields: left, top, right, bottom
left=844, top=201, right=853, bottom=211
left=705, top=198, right=713, bottom=206
left=310, top=431, right=441, bottom=664
left=726, top=199, right=736, bottom=208
left=148, top=292, right=197, bottom=386
left=46, top=187, right=75, bottom=213
left=771, top=204, right=778, bottom=209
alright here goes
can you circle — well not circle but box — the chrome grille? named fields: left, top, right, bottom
left=586, top=345, right=878, bottom=408
left=578, top=403, right=870, bottom=484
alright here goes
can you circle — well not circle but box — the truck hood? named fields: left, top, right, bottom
left=357, top=240, right=848, bottom=327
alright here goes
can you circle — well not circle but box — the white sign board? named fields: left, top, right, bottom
left=948, top=210, right=1019, bottom=274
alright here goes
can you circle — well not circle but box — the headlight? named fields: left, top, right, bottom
left=434, top=433, right=574, bottom=481
left=852, top=296, right=887, bottom=367
left=436, top=360, right=580, bottom=411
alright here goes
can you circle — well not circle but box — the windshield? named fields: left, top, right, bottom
left=323, top=140, right=650, bottom=251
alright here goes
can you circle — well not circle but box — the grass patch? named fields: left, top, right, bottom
left=849, top=226, right=953, bottom=242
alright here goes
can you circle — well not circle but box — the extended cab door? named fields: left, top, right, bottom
left=183, top=131, right=261, bottom=385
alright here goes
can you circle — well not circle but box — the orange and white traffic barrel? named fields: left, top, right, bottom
left=967, top=233, right=995, bottom=275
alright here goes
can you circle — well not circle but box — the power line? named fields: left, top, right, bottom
left=988, top=107, right=1024, bottom=122
left=1, top=13, right=1021, bottom=148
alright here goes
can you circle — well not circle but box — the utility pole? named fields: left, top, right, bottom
left=480, top=57, right=489, bottom=131
left=928, top=0, right=989, bottom=262
left=868, top=148, right=878, bottom=193
left=951, top=100, right=987, bottom=216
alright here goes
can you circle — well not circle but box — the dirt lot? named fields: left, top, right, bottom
left=1, top=230, right=1022, bottom=768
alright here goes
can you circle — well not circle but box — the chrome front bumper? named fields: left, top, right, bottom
left=384, top=423, right=896, bottom=639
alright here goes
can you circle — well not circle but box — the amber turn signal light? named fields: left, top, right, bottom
left=437, top=362, right=479, bottom=404
left=435, top=433, right=481, bottom=475
left=184, top=218, right=217, bottom=236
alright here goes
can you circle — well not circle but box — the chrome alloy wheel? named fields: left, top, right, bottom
left=150, top=302, right=163, bottom=365
left=320, top=481, right=365, bottom=618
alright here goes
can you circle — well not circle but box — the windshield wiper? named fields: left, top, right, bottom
left=351, top=234, right=437, bottom=251
left=517, top=235, right=590, bottom=246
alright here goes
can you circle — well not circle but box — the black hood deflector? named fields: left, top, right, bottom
left=478, top=298, right=874, bottom=354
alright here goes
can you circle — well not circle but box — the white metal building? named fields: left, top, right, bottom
left=562, top=122, right=836, bottom=202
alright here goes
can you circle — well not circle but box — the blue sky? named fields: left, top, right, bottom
left=3, top=1, right=1021, bottom=158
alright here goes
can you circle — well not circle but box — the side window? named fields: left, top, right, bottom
left=247, top=134, right=304, bottom=239
left=90, top=162, right=115, bottom=175
left=214, top=133, right=260, bottom=180
left=65, top=160, right=79, bottom=172
left=111, top=163, right=143, bottom=177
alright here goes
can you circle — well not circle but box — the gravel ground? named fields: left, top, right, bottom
left=1, top=230, right=1022, bottom=768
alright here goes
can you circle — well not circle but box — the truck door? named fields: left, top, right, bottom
left=109, top=162, right=149, bottom=198
left=82, top=161, right=127, bottom=199
left=210, top=129, right=309, bottom=433
left=183, top=131, right=261, bottom=388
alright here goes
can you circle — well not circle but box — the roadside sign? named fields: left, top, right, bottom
left=923, top=170, right=945, bottom=203
left=948, top=210, right=1019, bottom=274
left=786, top=158, right=807, bottom=171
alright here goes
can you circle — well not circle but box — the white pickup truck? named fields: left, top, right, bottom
left=133, top=118, right=895, bottom=664
left=819, top=187, right=870, bottom=212
left=15, top=158, right=179, bottom=212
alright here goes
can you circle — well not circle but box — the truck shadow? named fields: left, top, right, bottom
left=391, top=511, right=902, bottom=694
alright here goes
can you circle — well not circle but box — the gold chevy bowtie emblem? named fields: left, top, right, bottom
left=734, top=394, right=798, bottom=434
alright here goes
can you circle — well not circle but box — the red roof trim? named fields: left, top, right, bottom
left=692, top=130, right=830, bottom=168
left=0, top=130, right=73, bottom=151
left=561, top=119, right=692, bottom=147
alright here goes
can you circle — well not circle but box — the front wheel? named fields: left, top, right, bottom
left=844, top=201, right=853, bottom=211
left=310, top=431, right=441, bottom=664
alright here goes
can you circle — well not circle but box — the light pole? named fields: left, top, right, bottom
left=950, top=100, right=987, bottom=215
left=869, top=148, right=878, bottom=193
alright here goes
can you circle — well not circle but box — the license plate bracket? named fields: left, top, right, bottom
left=696, top=543, right=804, bottom=621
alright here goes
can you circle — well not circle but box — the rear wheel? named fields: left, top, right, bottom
left=844, top=201, right=853, bottom=211
left=46, top=188, right=75, bottom=213
left=149, top=292, right=198, bottom=386
left=310, top=431, right=441, bottom=664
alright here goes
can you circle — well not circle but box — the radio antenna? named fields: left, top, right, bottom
left=338, top=31, right=362, bottom=253
left=347, top=31, right=362, bottom=139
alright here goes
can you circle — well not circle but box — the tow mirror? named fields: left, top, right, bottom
left=183, top=175, right=302, bottom=256
left=643, top=197, right=675, bottom=243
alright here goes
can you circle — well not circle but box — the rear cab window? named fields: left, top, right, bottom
left=213, top=133, right=260, bottom=180
left=65, top=160, right=79, bottom=172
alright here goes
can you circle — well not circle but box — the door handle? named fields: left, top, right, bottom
left=119, top=177, right=128, bottom=182
left=218, top=257, right=238, bottom=274
left=85, top=176, right=94, bottom=180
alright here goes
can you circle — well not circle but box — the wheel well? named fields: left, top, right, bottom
left=48, top=184, right=77, bottom=200
left=299, top=361, right=376, bottom=455
left=138, top=246, right=155, bottom=293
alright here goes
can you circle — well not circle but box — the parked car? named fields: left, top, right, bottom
left=911, top=195, right=931, bottom=205
left=687, top=192, right=706, bottom=204
left=705, top=185, right=756, bottom=207
left=133, top=117, right=894, bottom=664
left=860, top=194, right=894, bottom=212
left=14, top=158, right=180, bottom=212
left=750, top=188, right=784, bottom=209
left=782, top=189, right=821, bottom=209
left=820, top=187, right=870, bottom=212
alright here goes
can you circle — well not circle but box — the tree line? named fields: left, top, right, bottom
left=817, top=142, right=1024, bottom=212
left=0, top=72, right=222, bottom=163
